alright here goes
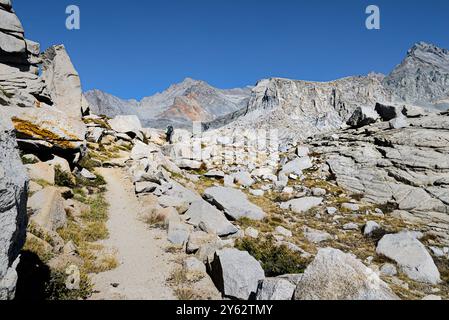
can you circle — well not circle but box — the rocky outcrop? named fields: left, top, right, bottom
left=1, top=2, right=86, bottom=158
left=10, top=105, right=87, bottom=152
left=294, top=248, right=398, bottom=300
left=41, top=45, right=83, bottom=118
left=214, top=74, right=390, bottom=142
left=312, top=110, right=449, bottom=243
left=383, top=42, right=449, bottom=110
left=0, top=2, right=50, bottom=108
left=0, top=118, right=28, bottom=300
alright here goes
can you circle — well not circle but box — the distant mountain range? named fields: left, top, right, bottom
left=85, top=42, right=449, bottom=131
left=85, top=78, right=252, bottom=128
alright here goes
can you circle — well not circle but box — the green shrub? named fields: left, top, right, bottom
left=75, top=173, right=107, bottom=189
left=21, top=155, right=38, bottom=165
left=44, top=270, right=92, bottom=300
left=235, top=237, right=309, bottom=277
left=54, top=165, right=76, bottom=188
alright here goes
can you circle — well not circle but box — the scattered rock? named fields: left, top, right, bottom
left=204, top=187, right=266, bottom=221
left=256, top=278, right=295, bottom=300
left=342, top=203, right=360, bottom=211
left=208, top=248, right=265, bottom=300
left=28, top=187, right=67, bottom=231
left=389, top=116, right=409, bottom=129
left=245, top=227, right=259, bottom=239
left=303, top=227, right=332, bottom=244
left=343, top=223, right=359, bottom=231
left=249, top=189, right=264, bottom=197
left=204, top=170, right=225, bottom=179
left=233, top=171, right=255, bottom=188
left=312, top=188, right=326, bottom=197
left=185, top=200, right=239, bottom=237
left=380, top=263, right=398, bottom=277
left=79, top=168, right=96, bottom=180
left=223, top=175, right=235, bottom=187
left=376, top=232, right=441, bottom=285
left=280, top=157, right=313, bottom=176
left=167, top=221, right=191, bottom=246
left=363, top=221, right=381, bottom=237
left=294, top=248, right=399, bottom=300
left=275, top=226, right=292, bottom=238
left=186, top=231, right=219, bottom=254
left=183, top=257, right=207, bottom=280
left=284, top=197, right=323, bottom=214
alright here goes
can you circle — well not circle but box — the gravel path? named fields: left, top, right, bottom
left=90, top=168, right=176, bottom=300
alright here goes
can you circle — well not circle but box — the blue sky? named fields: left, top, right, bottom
left=14, top=0, right=449, bottom=100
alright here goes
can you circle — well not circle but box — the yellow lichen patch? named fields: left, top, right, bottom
left=12, top=117, right=77, bottom=149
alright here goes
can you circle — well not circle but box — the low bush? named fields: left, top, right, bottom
left=235, top=236, right=309, bottom=277
left=54, top=165, right=76, bottom=188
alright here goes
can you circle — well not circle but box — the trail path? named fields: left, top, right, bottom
left=90, top=168, right=176, bottom=300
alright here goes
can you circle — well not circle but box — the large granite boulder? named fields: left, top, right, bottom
left=0, top=118, right=28, bottom=300
left=204, top=186, right=266, bottom=221
left=208, top=248, right=265, bottom=300
left=294, top=248, right=398, bottom=300
left=376, top=232, right=441, bottom=285
left=185, top=200, right=239, bottom=237
left=256, top=278, right=295, bottom=300
left=41, top=45, right=83, bottom=118
left=347, top=106, right=380, bottom=128
left=28, top=187, right=67, bottom=232
left=108, top=115, right=142, bottom=135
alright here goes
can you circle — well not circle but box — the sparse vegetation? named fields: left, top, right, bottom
left=235, top=237, right=309, bottom=277
left=44, top=270, right=92, bottom=301
left=54, top=165, right=76, bottom=188
left=22, top=235, right=54, bottom=263
left=21, top=155, right=38, bottom=165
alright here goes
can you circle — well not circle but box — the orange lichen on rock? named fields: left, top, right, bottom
left=11, top=117, right=78, bottom=149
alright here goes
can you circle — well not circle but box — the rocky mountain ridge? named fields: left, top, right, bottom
left=85, top=78, right=252, bottom=129
left=383, top=41, right=449, bottom=110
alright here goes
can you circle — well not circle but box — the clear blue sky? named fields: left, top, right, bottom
left=14, top=0, right=449, bottom=100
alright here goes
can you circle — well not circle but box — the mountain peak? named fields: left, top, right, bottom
left=409, top=41, right=448, bottom=55
left=383, top=42, right=449, bottom=108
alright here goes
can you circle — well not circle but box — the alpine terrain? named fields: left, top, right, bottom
left=1, top=0, right=449, bottom=302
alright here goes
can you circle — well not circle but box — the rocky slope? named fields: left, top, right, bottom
left=80, top=110, right=448, bottom=300
left=213, top=74, right=391, bottom=142
left=85, top=78, right=252, bottom=128
left=383, top=42, right=449, bottom=110
left=312, top=104, right=449, bottom=244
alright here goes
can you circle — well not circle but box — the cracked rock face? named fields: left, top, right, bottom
left=383, top=42, right=449, bottom=111
left=312, top=111, right=449, bottom=243
left=215, top=74, right=391, bottom=143
left=0, top=118, right=28, bottom=300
